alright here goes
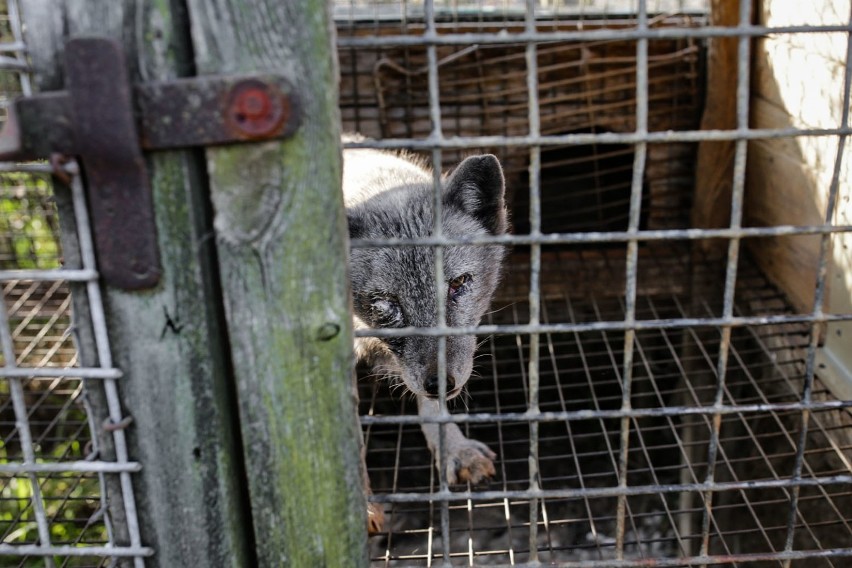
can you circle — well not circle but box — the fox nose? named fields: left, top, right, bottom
left=424, top=375, right=456, bottom=397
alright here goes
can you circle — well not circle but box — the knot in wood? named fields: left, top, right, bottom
left=316, top=322, right=341, bottom=341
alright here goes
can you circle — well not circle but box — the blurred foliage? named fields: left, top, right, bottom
left=0, top=378, right=108, bottom=565
left=0, top=172, right=62, bottom=270
left=0, top=444, right=109, bottom=566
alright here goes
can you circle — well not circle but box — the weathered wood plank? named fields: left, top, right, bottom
left=744, top=114, right=822, bottom=313
left=184, top=0, right=368, bottom=566
left=747, top=0, right=851, bottom=345
left=22, top=2, right=252, bottom=566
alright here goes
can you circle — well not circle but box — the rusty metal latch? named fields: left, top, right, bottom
left=0, top=37, right=301, bottom=290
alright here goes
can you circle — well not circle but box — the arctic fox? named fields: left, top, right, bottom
left=343, top=145, right=508, bottom=532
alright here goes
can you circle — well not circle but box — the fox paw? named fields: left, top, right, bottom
left=443, top=439, right=497, bottom=486
left=367, top=502, right=385, bottom=534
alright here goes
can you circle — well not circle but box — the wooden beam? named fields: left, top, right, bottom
left=184, top=0, right=368, bottom=565
left=691, top=0, right=741, bottom=247
left=745, top=0, right=841, bottom=315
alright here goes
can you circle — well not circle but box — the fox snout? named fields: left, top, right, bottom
left=399, top=362, right=468, bottom=400
left=423, top=374, right=460, bottom=399
left=396, top=334, right=475, bottom=400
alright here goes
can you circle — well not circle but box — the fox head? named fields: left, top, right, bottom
left=347, top=154, right=508, bottom=400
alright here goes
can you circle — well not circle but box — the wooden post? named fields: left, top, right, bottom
left=183, top=1, right=368, bottom=566
left=691, top=0, right=741, bottom=248
left=23, top=2, right=252, bottom=566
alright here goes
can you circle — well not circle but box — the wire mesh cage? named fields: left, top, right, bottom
left=0, top=1, right=149, bottom=566
left=1, top=0, right=851, bottom=566
left=338, top=0, right=852, bottom=565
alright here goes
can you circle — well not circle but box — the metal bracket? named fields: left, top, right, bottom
left=0, top=37, right=301, bottom=290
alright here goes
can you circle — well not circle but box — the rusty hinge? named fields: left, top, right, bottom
left=0, top=37, right=301, bottom=290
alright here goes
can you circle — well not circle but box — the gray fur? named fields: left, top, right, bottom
left=344, top=146, right=508, bottom=491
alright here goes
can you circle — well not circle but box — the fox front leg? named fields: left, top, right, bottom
left=417, top=396, right=496, bottom=485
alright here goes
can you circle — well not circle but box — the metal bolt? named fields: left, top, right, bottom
left=226, top=79, right=288, bottom=139
left=237, top=88, right=270, bottom=120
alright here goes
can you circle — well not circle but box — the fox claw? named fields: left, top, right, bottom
left=444, top=439, right=497, bottom=486
left=367, top=502, right=385, bottom=534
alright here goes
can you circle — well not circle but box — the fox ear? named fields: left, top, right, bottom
left=444, top=154, right=508, bottom=235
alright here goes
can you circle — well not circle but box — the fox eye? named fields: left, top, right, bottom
left=448, top=273, right=472, bottom=301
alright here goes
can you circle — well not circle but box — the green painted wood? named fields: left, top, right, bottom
left=22, top=2, right=252, bottom=566
left=184, top=1, right=368, bottom=565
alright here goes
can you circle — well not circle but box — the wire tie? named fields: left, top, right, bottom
left=103, top=415, right=134, bottom=432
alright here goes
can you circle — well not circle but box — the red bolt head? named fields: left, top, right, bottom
left=237, top=88, right=270, bottom=119
left=226, top=79, right=289, bottom=139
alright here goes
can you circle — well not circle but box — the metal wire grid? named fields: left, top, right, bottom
left=340, top=0, right=852, bottom=565
left=0, top=0, right=28, bottom=126
left=334, top=1, right=708, bottom=21
left=339, top=25, right=702, bottom=233
left=361, top=249, right=852, bottom=565
left=339, top=3, right=706, bottom=240
left=0, top=1, right=149, bottom=564
left=0, top=165, right=150, bottom=567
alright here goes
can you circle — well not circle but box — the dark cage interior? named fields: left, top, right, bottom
left=338, top=12, right=703, bottom=233
left=338, top=3, right=852, bottom=566
left=359, top=253, right=852, bottom=564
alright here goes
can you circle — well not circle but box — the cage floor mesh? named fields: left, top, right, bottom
left=359, top=246, right=852, bottom=566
